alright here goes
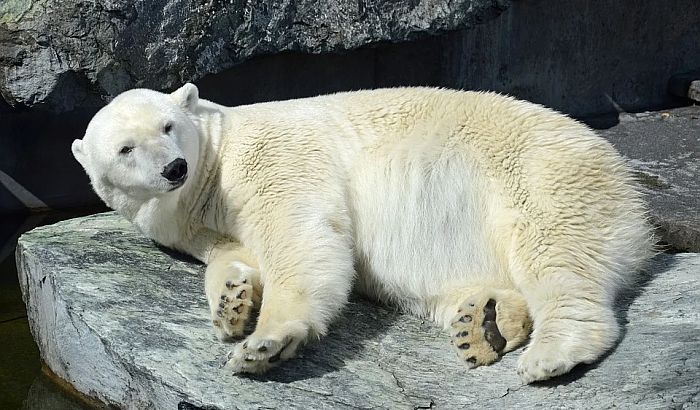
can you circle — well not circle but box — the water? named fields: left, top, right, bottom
left=0, top=207, right=106, bottom=409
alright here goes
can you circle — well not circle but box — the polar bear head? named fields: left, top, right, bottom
left=72, top=84, right=201, bottom=210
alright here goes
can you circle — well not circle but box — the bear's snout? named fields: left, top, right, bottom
left=162, top=158, right=188, bottom=182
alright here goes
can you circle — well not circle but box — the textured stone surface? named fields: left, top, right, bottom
left=16, top=213, right=700, bottom=409
left=690, top=81, right=700, bottom=103
left=0, top=0, right=508, bottom=111
left=600, top=106, right=700, bottom=252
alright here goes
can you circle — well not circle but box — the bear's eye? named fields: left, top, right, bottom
left=119, top=146, right=134, bottom=155
left=163, top=122, right=173, bottom=134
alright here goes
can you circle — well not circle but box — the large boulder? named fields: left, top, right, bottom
left=0, top=0, right=508, bottom=111
left=16, top=212, right=700, bottom=409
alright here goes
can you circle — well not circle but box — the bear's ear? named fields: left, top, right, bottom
left=71, top=139, right=89, bottom=169
left=171, top=83, right=199, bottom=112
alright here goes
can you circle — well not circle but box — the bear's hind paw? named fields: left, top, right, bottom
left=450, top=297, right=506, bottom=368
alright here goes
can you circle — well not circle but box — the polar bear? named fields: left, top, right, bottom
left=71, top=84, right=654, bottom=383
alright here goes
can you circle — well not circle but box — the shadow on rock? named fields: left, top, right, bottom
left=615, top=253, right=679, bottom=329
left=244, top=295, right=399, bottom=383
left=527, top=252, right=679, bottom=388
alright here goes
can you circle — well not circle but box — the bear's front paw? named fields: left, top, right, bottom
left=211, top=279, right=254, bottom=340
left=226, top=320, right=308, bottom=374
left=205, top=261, right=260, bottom=341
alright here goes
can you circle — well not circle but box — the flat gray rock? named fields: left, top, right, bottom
left=0, top=0, right=507, bottom=111
left=16, top=213, right=700, bottom=409
left=600, top=106, right=700, bottom=252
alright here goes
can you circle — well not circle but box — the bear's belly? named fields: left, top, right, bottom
left=348, top=146, right=508, bottom=310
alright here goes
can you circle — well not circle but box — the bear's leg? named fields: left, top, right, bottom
left=513, top=269, right=621, bottom=384
left=205, top=249, right=262, bottom=341
left=438, top=287, right=532, bottom=368
left=226, top=285, right=319, bottom=374
left=225, top=232, right=355, bottom=374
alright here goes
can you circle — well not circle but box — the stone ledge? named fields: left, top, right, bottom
left=16, top=213, right=700, bottom=409
left=600, top=105, right=700, bottom=252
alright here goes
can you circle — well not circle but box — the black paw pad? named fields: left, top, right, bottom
left=482, top=298, right=507, bottom=352
left=458, top=314, right=473, bottom=323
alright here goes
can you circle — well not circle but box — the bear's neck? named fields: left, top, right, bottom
left=177, top=100, right=227, bottom=229
left=119, top=101, right=227, bottom=249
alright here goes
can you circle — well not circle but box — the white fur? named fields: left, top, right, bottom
left=73, top=85, right=654, bottom=382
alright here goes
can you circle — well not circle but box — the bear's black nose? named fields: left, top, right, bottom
left=162, top=158, right=188, bottom=182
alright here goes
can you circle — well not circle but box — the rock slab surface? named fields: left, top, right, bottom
left=16, top=213, right=700, bottom=409
left=600, top=105, right=700, bottom=252
left=0, top=0, right=508, bottom=110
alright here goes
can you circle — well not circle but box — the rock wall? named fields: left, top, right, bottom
left=0, top=0, right=508, bottom=111
left=1, top=0, right=699, bottom=214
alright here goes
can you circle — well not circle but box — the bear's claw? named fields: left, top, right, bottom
left=225, top=320, right=310, bottom=374
left=226, top=335, right=298, bottom=374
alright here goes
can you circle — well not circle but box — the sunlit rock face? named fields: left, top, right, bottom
left=0, top=0, right=508, bottom=111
